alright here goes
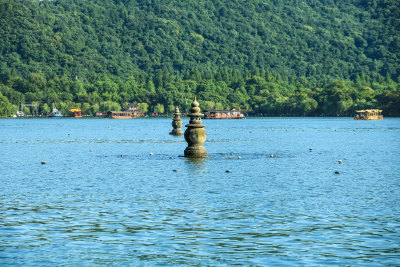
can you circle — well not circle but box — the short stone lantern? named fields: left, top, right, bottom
left=184, top=97, right=207, bottom=158
left=169, top=106, right=183, bottom=136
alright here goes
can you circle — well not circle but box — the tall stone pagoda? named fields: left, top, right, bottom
left=169, top=106, right=183, bottom=136
left=184, top=97, right=207, bottom=157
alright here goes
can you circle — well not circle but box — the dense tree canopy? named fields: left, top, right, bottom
left=0, top=0, right=399, bottom=116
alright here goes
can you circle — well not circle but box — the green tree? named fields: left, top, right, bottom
left=100, top=101, right=121, bottom=112
left=154, top=103, right=165, bottom=114
left=41, top=103, right=51, bottom=115
left=82, top=103, right=91, bottom=115
left=137, top=103, right=149, bottom=114
left=0, top=92, right=15, bottom=117
left=322, top=81, right=356, bottom=116
left=90, top=103, right=100, bottom=114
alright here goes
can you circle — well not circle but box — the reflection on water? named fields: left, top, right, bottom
left=184, top=156, right=207, bottom=173
left=184, top=156, right=206, bottom=164
left=1, top=118, right=400, bottom=266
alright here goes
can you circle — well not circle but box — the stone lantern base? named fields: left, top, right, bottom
left=184, top=145, right=207, bottom=158
left=170, top=129, right=183, bottom=136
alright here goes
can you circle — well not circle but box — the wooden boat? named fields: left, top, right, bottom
left=123, top=103, right=144, bottom=117
left=107, top=111, right=134, bottom=119
left=204, top=109, right=245, bottom=119
left=69, top=108, right=82, bottom=118
left=95, top=111, right=107, bottom=117
left=354, top=109, right=383, bottom=120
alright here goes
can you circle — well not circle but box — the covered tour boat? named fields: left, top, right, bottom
left=69, top=108, right=82, bottom=118
left=354, top=109, right=383, bottom=120
left=203, top=109, right=245, bottom=119
left=106, top=111, right=134, bottom=119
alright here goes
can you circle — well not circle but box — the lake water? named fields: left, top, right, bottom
left=1, top=117, right=399, bottom=266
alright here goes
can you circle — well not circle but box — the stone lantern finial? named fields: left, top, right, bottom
left=184, top=97, right=207, bottom=157
left=169, top=106, right=183, bottom=136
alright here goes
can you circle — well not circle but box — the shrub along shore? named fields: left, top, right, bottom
left=1, top=70, right=399, bottom=117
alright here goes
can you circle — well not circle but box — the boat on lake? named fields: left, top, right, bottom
left=95, top=111, right=107, bottom=117
left=106, top=111, right=134, bottom=119
left=49, top=108, right=63, bottom=117
left=354, top=109, right=383, bottom=120
left=204, top=109, right=245, bottom=119
left=69, top=108, right=82, bottom=118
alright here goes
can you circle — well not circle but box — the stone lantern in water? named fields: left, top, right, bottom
left=184, top=97, right=207, bottom=157
left=169, top=106, right=183, bottom=136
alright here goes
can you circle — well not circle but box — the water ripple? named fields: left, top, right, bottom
left=1, top=118, right=400, bottom=266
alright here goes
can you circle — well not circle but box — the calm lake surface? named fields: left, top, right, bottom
left=1, top=117, right=399, bottom=266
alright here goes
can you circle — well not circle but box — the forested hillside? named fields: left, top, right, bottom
left=0, top=0, right=399, bottom=116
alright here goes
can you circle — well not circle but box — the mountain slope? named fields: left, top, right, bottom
left=0, top=0, right=399, bottom=81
